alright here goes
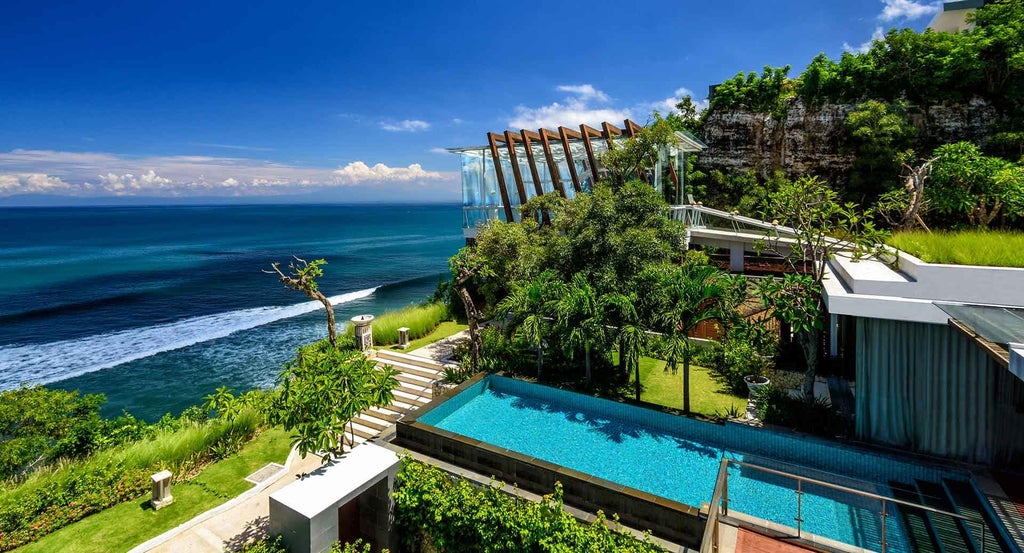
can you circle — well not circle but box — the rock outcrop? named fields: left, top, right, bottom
left=697, top=97, right=1001, bottom=184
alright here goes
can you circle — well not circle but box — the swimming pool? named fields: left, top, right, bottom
left=400, top=375, right=979, bottom=552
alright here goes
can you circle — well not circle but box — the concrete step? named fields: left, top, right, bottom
left=376, top=349, right=447, bottom=372
left=349, top=422, right=378, bottom=440
left=393, top=371, right=435, bottom=388
left=394, top=387, right=431, bottom=404
left=378, top=358, right=444, bottom=381
left=354, top=414, right=390, bottom=431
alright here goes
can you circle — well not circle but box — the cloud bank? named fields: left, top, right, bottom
left=509, top=84, right=631, bottom=129
left=878, top=0, right=940, bottom=22
left=0, top=149, right=455, bottom=197
left=379, top=119, right=431, bottom=132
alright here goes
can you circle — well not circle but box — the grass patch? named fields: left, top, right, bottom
left=888, top=230, right=1024, bottom=268
left=347, top=302, right=449, bottom=345
left=379, top=321, right=467, bottom=352
left=631, top=355, right=748, bottom=417
left=16, top=427, right=293, bottom=553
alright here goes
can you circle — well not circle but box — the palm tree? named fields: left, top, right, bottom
left=657, top=263, right=730, bottom=414
left=496, top=271, right=562, bottom=379
left=602, top=293, right=647, bottom=401
left=555, top=273, right=607, bottom=382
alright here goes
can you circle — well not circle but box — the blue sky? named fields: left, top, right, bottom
left=0, top=0, right=940, bottom=203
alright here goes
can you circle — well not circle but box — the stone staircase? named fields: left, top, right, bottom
left=347, top=349, right=447, bottom=443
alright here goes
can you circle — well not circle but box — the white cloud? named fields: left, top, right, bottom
left=843, top=27, right=886, bottom=54
left=451, top=118, right=464, bottom=125
left=509, top=84, right=630, bottom=129
left=555, top=84, right=610, bottom=103
left=429, top=147, right=450, bottom=154
left=331, top=162, right=445, bottom=185
left=0, top=149, right=455, bottom=197
left=878, top=0, right=940, bottom=22
left=379, top=119, right=431, bottom=132
left=652, top=87, right=709, bottom=115
left=0, top=173, right=70, bottom=193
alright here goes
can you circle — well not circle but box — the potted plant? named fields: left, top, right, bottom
left=744, top=372, right=771, bottom=398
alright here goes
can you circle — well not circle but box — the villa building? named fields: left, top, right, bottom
left=449, top=118, right=706, bottom=243
left=929, top=0, right=986, bottom=33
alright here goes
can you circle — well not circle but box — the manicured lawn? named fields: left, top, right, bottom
left=379, top=321, right=467, bottom=352
left=631, top=355, right=747, bottom=417
left=888, top=230, right=1024, bottom=268
left=17, top=427, right=293, bottom=553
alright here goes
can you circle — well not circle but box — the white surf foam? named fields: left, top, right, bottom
left=0, top=287, right=377, bottom=390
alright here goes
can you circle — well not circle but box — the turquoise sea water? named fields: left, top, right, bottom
left=421, top=376, right=969, bottom=553
left=0, top=204, right=463, bottom=419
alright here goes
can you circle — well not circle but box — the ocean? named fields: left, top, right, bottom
left=0, top=204, right=464, bottom=420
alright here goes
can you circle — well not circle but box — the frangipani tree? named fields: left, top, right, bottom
left=273, top=342, right=398, bottom=463
left=759, top=176, right=886, bottom=398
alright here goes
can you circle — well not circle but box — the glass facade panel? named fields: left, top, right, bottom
left=460, top=151, right=484, bottom=208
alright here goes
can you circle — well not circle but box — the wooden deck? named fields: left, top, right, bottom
left=735, top=529, right=817, bottom=553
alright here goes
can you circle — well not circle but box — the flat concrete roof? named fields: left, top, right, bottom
left=270, top=443, right=399, bottom=519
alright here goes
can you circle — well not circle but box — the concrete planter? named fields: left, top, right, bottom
left=744, top=375, right=770, bottom=399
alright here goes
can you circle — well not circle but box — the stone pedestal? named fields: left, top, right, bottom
left=150, top=470, right=173, bottom=510
left=350, top=315, right=374, bottom=351
left=397, top=327, right=410, bottom=349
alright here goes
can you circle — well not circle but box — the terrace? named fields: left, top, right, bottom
left=450, top=119, right=706, bottom=241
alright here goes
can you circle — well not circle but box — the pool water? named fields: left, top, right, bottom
left=419, top=376, right=964, bottom=553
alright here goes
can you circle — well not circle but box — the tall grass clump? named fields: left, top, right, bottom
left=888, top=230, right=1024, bottom=268
left=348, top=302, right=449, bottom=345
left=0, top=410, right=262, bottom=551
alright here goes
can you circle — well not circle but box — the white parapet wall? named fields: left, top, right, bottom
left=269, top=443, right=400, bottom=553
left=831, top=251, right=1024, bottom=307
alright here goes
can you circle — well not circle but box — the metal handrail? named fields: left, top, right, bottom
left=702, top=458, right=990, bottom=553
left=699, top=457, right=732, bottom=553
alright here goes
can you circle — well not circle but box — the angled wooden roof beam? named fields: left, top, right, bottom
left=558, top=126, right=583, bottom=193
left=504, top=130, right=529, bottom=209
left=579, top=124, right=600, bottom=184
left=519, top=130, right=550, bottom=225
left=487, top=132, right=515, bottom=222
left=538, top=129, right=567, bottom=198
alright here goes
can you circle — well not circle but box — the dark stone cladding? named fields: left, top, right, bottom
left=393, top=374, right=705, bottom=548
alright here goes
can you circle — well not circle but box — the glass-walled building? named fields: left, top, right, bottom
left=449, top=119, right=706, bottom=241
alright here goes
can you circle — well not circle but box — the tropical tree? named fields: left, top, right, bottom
left=759, top=176, right=886, bottom=398
left=273, top=341, right=398, bottom=462
left=266, top=257, right=337, bottom=346
left=497, top=271, right=564, bottom=378
left=556, top=273, right=613, bottom=382
left=650, top=263, right=732, bottom=414
left=928, top=141, right=1024, bottom=227
left=602, top=292, right=647, bottom=401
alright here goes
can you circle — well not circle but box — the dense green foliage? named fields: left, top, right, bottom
left=888, top=229, right=1024, bottom=267
left=710, top=2, right=1024, bottom=115
left=346, top=302, right=450, bottom=345
left=392, top=459, right=665, bottom=553
left=928, top=141, right=1024, bottom=227
left=273, top=340, right=398, bottom=462
left=753, top=385, right=847, bottom=438
left=693, top=1, right=1024, bottom=226
left=18, top=428, right=292, bottom=553
left=0, top=410, right=263, bottom=550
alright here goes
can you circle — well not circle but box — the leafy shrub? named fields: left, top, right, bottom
left=476, top=326, right=533, bottom=375
left=696, top=339, right=772, bottom=395
left=0, top=386, right=106, bottom=479
left=347, top=302, right=449, bottom=345
left=238, top=536, right=290, bottom=553
left=0, top=411, right=262, bottom=551
left=392, top=459, right=665, bottom=553
left=752, top=385, right=848, bottom=438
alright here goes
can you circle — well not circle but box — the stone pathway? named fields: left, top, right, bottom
left=405, top=330, right=468, bottom=364
left=132, top=349, right=447, bottom=552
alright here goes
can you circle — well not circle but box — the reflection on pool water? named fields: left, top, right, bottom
left=419, top=376, right=968, bottom=553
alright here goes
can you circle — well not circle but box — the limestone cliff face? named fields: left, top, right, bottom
left=697, top=97, right=1000, bottom=184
